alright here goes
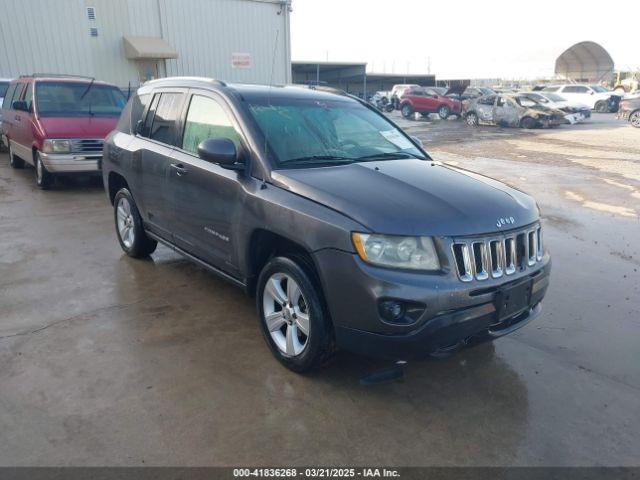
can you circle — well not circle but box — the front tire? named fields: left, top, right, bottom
left=520, top=117, right=537, bottom=129
left=630, top=110, right=640, bottom=128
left=8, top=144, right=25, bottom=169
left=466, top=112, right=479, bottom=126
left=113, top=188, right=157, bottom=258
left=595, top=101, right=609, bottom=113
left=35, top=151, right=53, bottom=189
left=257, top=256, right=334, bottom=373
left=438, top=105, right=450, bottom=119
left=401, top=103, right=414, bottom=119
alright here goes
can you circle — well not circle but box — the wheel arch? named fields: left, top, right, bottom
left=107, top=171, right=130, bottom=205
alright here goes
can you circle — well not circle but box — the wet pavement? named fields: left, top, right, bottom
left=1, top=114, right=639, bottom=466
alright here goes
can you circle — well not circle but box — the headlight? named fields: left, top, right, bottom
left=351, top=233, right=440, bottom=270
left=42, top=139, right=71, bottom=154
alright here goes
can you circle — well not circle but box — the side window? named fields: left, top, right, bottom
left=118, top=93, right=150, bottom=134
left=23, top=83, right=33, bottom=111
left=478, top=95, right=495, bottom=105
left=574, top=86, right=588, bottom=93
left=141, top=93, right=160, bottom=137
left=149, top=93, right=183, bottom=145
left=2, top=84, right=17, bottom=109
left=181, top=95, right=241, bottom=154
left=10, top=82, right=25, bottom=107
left=497, top=96, right=506, bottom=107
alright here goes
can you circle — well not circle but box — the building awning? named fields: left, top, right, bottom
left=123, top=36, right=178, bottom=60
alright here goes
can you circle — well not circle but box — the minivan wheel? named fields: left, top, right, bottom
left=630, top=110, right=640, bottom=128
left=113, top=188, right=157, bottom=258
left=257, top=256, right=334, bottom=373
left=35, top=152, right=53, bottom=189
left=8, top=144, right=25, bottom=169
left=401, top=104, right=414, bottom=119
left=466, top=112, right=479, bottom=126
left=438, top=105, right=450, bottom=119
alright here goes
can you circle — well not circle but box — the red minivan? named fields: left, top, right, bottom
left=1, top=75, right=126, bottom=189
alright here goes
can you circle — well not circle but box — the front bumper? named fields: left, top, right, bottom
left=314, top=248, right=551, bottom=360
left=40, top=152, right=101, bottom=173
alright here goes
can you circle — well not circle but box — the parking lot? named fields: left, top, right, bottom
left=1, top=114, right=638, bottom=466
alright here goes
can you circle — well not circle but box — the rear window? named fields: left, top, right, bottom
left=35, top=81, right=126, bottom=117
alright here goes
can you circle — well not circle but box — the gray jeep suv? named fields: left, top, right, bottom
left=103, top=77, right=551, bottom=372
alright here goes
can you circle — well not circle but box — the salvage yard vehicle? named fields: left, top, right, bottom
left=399, top=86, right=462, bottom=119
left=0, top=78, right=11, bottom=148
left=103, top=77, right=551, bottom=372
left=518, top=92, right=591, bottom=123
left=389, top=83, right=420, bottom=109
left=465, top=94, right=566, bottom=128
left=1, top=74, right=126, bottom=189
left=542, top=84, right=621, bottom=113
left=617, top=97, right=640, bottom=128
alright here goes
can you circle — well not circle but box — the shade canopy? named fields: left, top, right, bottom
left=123, top=36, right=178, bottom=60
left=555, top=41, right=614, bottom=82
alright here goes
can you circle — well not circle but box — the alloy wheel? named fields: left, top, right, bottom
left=631, top=112, right=640, bottom=128
left=262, top=273, right=310, bottom=357
left=116, top=197, right=136, bottom=248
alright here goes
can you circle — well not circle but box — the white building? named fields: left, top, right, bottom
left=0, top=0, right=292, bottom=88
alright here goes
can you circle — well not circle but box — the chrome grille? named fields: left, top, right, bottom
left=452, top=225, right=543, bottom=282
left=70, top=138, right=104, bottom=154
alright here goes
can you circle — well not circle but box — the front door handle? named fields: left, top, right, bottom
left=170, top=163, right=188, bottom=176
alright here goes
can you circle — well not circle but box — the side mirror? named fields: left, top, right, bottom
left=12, top=100, right=29, bottom=112
left=411, top=136, right=423, bottom=148
left=198, top=138, right=242, bottom=169
left=134, top=119, right=144, bottom=135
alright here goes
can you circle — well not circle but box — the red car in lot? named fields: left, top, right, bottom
left=399, top=86, right=462, bottom=120
left=1, top=74, right=126, bottom=189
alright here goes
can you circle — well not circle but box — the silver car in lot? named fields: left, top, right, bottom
left=465, top=93, right=566, bottom=129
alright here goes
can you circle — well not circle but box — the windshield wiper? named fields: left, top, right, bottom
left=282, top=155, right=356, bottom=166
left=355, top=152, right=424, bottom=161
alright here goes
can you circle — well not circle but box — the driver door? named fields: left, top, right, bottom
left=475, top=95, right=496, bottom=123
left=493, top=96, right=520, bottom=126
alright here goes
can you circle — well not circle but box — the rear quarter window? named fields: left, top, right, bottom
left=2, top=84, right=17, bottom=109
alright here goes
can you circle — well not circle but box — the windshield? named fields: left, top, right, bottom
left=526, top=93, right=548, bottom=103
left=35, top=81, right=126, bottom=117
left=479, top=87, right=496, bottom=95
left=590, top=85, right=608, bottom=93
left=542, top=92, right=565, bottom=102
left=247, top=97, right=426, bottom=168
left=430, top=87, right=447, bottom=95
left=0, top=82, right=9, bottom=98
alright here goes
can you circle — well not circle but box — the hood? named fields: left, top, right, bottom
left=445, top=85, right=467, bottom=96
left=271, top=159, right=538, bottom=236
left=37, top=116, right=119, bottom=139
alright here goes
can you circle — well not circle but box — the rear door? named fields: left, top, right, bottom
left=4, top=82, right=27, bottom=158
left=129, top=89, right=186, bottom=240
left=1, top=82, right=18, bottom=141
left=167, top=90, right=246, bottom=274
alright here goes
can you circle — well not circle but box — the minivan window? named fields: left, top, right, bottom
left=2, top=84, right=17, bottom=109
left=247, top=97, right=425, bottom=168
left=35, top=81, right=126, bottom=117
left=0, top=81, right=9, bottom=98
left=9, top=82, right=25, bottom=107
left=23, top=83, right=33, bottom=111
left=182, top=95, right=241, bottom=154
left=149, top=93, right=183, bottom=145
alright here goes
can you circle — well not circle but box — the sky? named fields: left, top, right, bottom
left=290, top=0, right=639, bottom=80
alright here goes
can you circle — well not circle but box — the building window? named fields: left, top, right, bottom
left=89, top=27, right=98, bottom=37
left=87, top=7, right=96, bottom=20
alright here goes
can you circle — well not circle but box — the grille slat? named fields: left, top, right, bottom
left=452, top=225, right=543, bottom=282
left=70, top=138, right=104, bottom=154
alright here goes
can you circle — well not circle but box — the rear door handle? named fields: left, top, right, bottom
left=170, top=163, right=188, bottom=176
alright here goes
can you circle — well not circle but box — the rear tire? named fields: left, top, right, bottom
left=35, top=151, right=53, bottom=189
left=401, top=103, right=414, bottom=119
left=595, top=101, right=609, bottom=113
left=8, top=144, right=25, bottom=169
left=257, top=256, right=334, bottom=373
left=520, top=117, right=537, bottom=129
left=113, top=188, right=157, bottom=258
left=630, top=110, right=640, bottom=128
left=465, top=112, right=479, bottom=126
left=438, top=105, right=450, bottom=120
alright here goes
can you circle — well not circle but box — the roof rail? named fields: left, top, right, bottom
left=143, top=76, right=227, bottom=87
left=294, top=83, right=348, bottom=96
left=20, top=73, right=95, bottom=80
